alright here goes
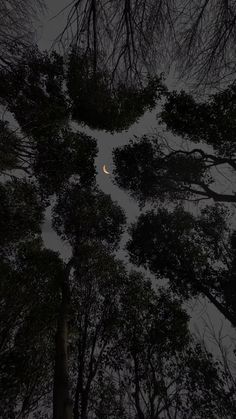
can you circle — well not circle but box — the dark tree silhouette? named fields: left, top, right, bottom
left=173, top=0, right=236, bottom=89
left=51, top=185, right=126, bottom=419
left=0, top=179, right=44, bottom=251
left=114, top=83, right=236, bottom=204
left=115, top=278, right=235, bottom=418
left=0, top=47, right=165, bottom=136
left=0, top=48, right=69, bottom=138
left=67, top=50, right=166, bottom=132
left=160, top=85, right=236, bottom=158
left=68, top=244, right=128, bottom=419
left=0, top=0, right=45, bottom=69
left=53, top=0, right=176, bottom=85
left=54, top=0, right=236, bottom=88
left=0, top=241, right=63, bottom=418
left=0, top=121, right=98, bottom=198
left=126, top=205, right=236, bottom=328
left=1, top=12, right=236, bottom=418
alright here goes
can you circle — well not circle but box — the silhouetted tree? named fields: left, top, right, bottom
left=0, top=0, right=45, bottom=69
left=0, top=178, right=44, bottom=252
left=54, top=0, right=236, bottom=88
left=61, top=259, right=236, bottom=418
left=161, top=85, right=236, bottom=158
left=0, top=237, right=64, bottom=418
left=115, top=277, right=235, bottom=418
left=0, top=48, right=69, bottom=138
left=0, top=122, right=98, bottom=198
left=172, top=0, right=236, bottom=89
left=125, top=204, right=236, bottom=329
left=68, top=244, right=127, bottom=419
left=0, top=47, right=165, bottom=137
left=51, top=185, right=126, bottom=419
left=114, top=83, right=236, bottom=204
left=67, top=50, right=166, bottom=132
left=54, top=0, right=176, bottom=85
left=2, top=13, right=236, bottom=418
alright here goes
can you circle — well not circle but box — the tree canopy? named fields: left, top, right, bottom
left=125, top=205, right=236, bottom=326
left=114, top=83, right=236, bottom=204
left=67, top=50, right=166, bottom=132
left=0, top=47, right=164, bottom=135
left=54, top=0, right=236, bottom=89
left=2, top=6, right=236, bottom=418
left=0, top=0, right=45, bottom=69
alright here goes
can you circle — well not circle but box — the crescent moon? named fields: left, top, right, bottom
left=102, top=164, right=110, bottom=175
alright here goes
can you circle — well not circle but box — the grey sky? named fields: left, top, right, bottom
left=36, top=1, right=236, bottom=362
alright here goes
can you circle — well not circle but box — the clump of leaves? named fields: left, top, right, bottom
left=67, top=50, right=166, bottom=132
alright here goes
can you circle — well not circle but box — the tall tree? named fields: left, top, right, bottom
left=0, top=172, right=59, bottom=417
left=160, top=85, right=236, bottom=158
left=0, top=0, right=45, bottom=69
left=125, top=204, right=236, bottom=328
left=51, top=184, right=126, bottom=419
left=0, top=237, right=64, bottom=418
left=2, top=134, right=236, bottom=418
left=0, top=47, right=165, bottom=136
left=0, top=178, right=44, bottom=253
left=0, top=122, right=98, bottom=198
left=113, top=83, right=236, bottom=204
left=0, top=48, right=69, bottom=139
left=115, top=276, right=235, bottom=418
left=67, top=50, right=165, bottom=132
left=54, top=0, right=176, bottom=85
left=54, top=0, right=236, bottom=88
left=68, top=244, right=128, bottom=419
left=60, top=258, right=236, bottom=418
left=172, top=0, right=236, bottom=89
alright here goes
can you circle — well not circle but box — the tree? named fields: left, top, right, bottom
left=172, top=0, right=236, bottom=89
left=0, top=49, right=100, bottom=198
left=2, top=20, right=236, bottom=419
left=0, top=178, right=44, bottom=252
left=0, top=121, right=23, bottom=174
left=0, top=0, right=45, bottom=69
left=49, top=246, right=236, bottom=418
left=54, top=0, right=236, bottom=89
left=116, top=279, right=235, bottom=418
left=0, top=239, right=63, bottom=418
left=0, top=174, right=51, bottom=417
left=52, top=184, right=126, bottom=252
left=67, top=50, right=166, bottom=132
left=113, top=83, right=236, bottom=204
left=51, top=184, right=126, bottom=419
left=33, top=127, right=98, bottom=197
left=1, top=158, right=235, bottom=418
left=0, top=175, right=127, bottom=418
left=0, top=46, right=165, bottom=137
left=160, top=85, right=236, bottom=158
left=125, top=204, right=236, bottom=328
left=0, top=48, right=69, bottom=139
left=0, top=121, right=98, bottom=199
left=54, top=0, right=177, bottom=85
left=68, top=244, right=128, bottom=419
left=69, top=266, right=235, bottom=419
left=0, top=45, right=131, bottom=418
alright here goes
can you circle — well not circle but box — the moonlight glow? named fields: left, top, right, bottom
left=102, top=165, right=110, bottom=175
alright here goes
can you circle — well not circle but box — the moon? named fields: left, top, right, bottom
left=102, top=164, right=110, bottom=175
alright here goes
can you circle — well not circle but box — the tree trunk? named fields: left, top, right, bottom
left=133, top=355, right=145, bottom=419
left=53, top=262, right=73, bottom=419
left=81, top=392, right=89, bottom=419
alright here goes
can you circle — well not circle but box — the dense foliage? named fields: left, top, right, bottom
left=1, top=6, right=236, bottom=418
